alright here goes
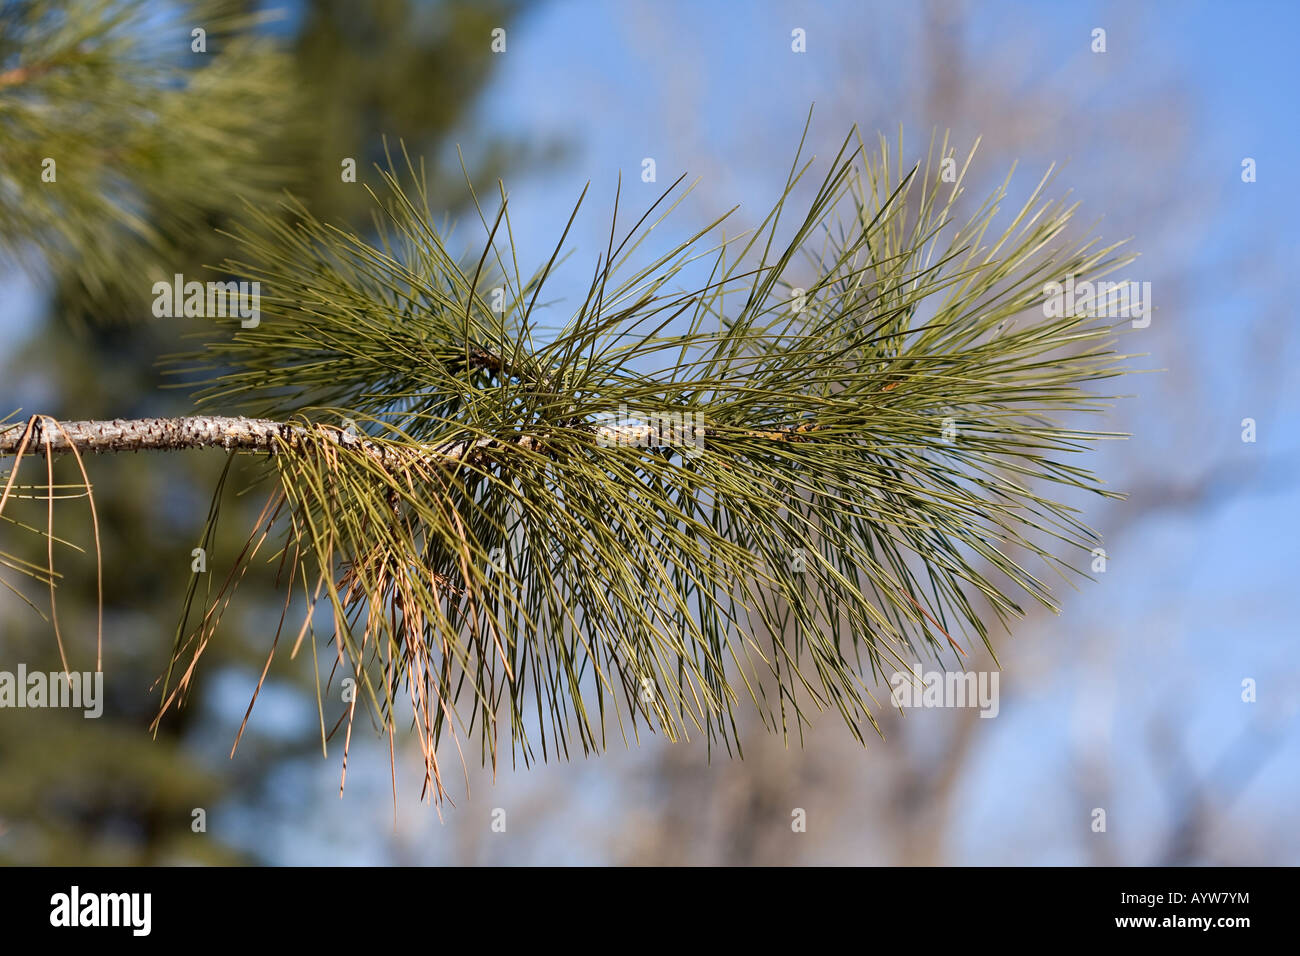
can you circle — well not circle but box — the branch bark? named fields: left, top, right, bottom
left=0, top=415, right=543, bottom=466
left=1, top=414, right=825, bottom=464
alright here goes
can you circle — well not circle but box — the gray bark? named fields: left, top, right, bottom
left=0, top=415, right=710, bottom=464
left=0, top=415, right=549, bottom=466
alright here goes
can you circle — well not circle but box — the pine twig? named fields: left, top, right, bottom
left=0, top=414, right=726, bottom=465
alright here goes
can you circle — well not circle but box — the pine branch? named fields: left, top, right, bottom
left=2, top=125, right=1142, bottom=801
left=0, top=414, right=706, bottom=463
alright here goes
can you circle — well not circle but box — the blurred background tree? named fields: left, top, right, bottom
left=0, top=0, right=544, bottom=864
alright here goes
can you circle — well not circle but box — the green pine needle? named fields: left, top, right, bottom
left=164, top=125, right=1139, bottom=798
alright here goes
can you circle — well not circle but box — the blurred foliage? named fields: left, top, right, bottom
left=0, top=0, right=301, bottom=309
left=0, top=0, right=541, bottom=863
